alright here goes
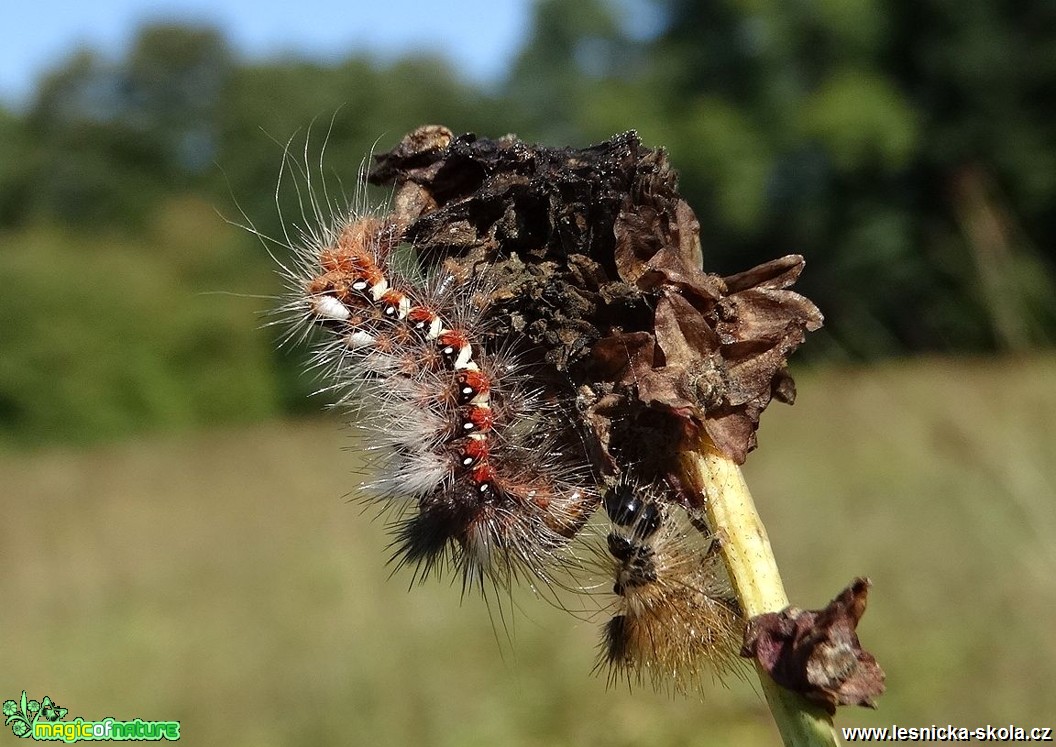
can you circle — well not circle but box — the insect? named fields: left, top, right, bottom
left=274, top=161, right=598, bottom=589
left=598, top=482, right=746, bottom=691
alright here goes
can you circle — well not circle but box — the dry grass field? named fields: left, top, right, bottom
left=2, top=357, right=1053, bottom=745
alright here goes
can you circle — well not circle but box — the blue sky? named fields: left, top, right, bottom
left=1, top=0, right=531, bottom=106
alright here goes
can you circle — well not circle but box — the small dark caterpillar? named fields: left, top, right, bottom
left=599, top=483, right=746, bottom=692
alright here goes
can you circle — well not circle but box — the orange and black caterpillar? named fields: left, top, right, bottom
left=285, top=205, right=598, bottom=588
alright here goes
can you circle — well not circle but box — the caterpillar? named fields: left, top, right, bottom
left=597, top=482, right=746, bottom=692
left=273, top=157, right=600, bottom=589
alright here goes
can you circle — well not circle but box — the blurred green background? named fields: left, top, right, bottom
left=2, top=1, right=1054, bottom=744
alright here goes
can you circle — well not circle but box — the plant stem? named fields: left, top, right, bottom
left=679, top=438, right=839, bottom=747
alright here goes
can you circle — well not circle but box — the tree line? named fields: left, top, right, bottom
left=2, top=0, right=1054, bottom=445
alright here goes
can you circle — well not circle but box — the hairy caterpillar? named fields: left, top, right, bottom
left=597, top=483, right=746, bottom=691
left=269, top=150, right=599, bottom=589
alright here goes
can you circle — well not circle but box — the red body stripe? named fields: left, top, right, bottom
left=462, top=439, right=490, bottom=461
left=471, top=463, right=497, bottom=486
left=438, top=330, right=470, bottom=349
left=457, top=370, right=491, bottom=397
left=407, top=306, right=438, bottom=325
left=465, top=406, right=494, bottom=433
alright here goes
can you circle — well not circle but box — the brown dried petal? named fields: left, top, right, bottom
left=702, top=404, right=762, bottom=465
left=724, top=338, right=802, bottom=407
left=654, top=293, right=720, bottom=369
left=640, top=245, right=726, bottom=305
left=717, top=288, right=823, bottom=346
left=723, top=254, right=808, bottom=293
left=741, top=578, right=886, bottom=714
left=616, top=193, right=724, bottom=307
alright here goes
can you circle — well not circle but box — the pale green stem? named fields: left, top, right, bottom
left=680, top=439, right=840, bottom=747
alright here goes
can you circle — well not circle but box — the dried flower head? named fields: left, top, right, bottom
left=369, top=126, right=823, bottom=494
left=741, top=577, right=887, bottom=714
